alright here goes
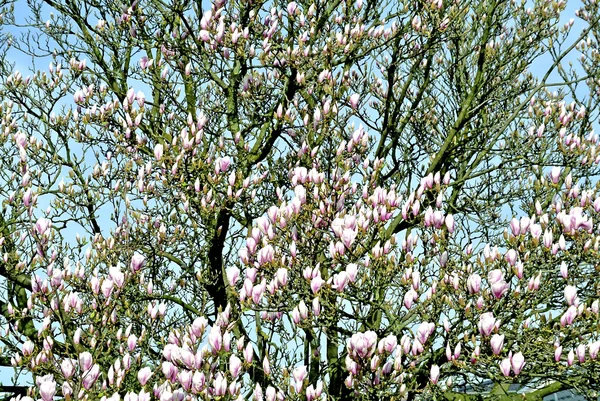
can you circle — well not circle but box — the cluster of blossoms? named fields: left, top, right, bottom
left=1, top=0, right=600, bottom=399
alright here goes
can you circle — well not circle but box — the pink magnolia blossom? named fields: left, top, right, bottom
left=589, top=341, right=600, bottom=359
left=567, top=349, right=575, bottom=366
left=555, top=346, right=563, bottom=362
left=561, top=305, right=578, bottom=326
left=287, top=2, right=298, bottom=16
left=491, top=281, right=509, bottom=299
left=499, top=358, right=511, bottom=376
left=22, top=340, right=34, bottom=356
left=509, top=218, right=520, bottom=236
left=208, top=326, right=222, bottom=352
left=348, top=331, right=378, bottom=358
left=543, top=229, right=553, bottom=248
left=83, top=364, right=100, bottom=389
left=505, top=249, right=517, bottom=266
left=404, top=289, right=418, bottom=309
left=564, top=285, right=577, bottom=306
left=35, top=218, right=51, bottom=236
left=137, top=367, right=153, bottom=385
left=560, top=262, right=568, bottom=279
left=310, top=275, right=325, bottom=294
left=430, top=365, right=440, bottom=384
left=23, top=188, right=32, bottom=207
left=490, top=334, right=504, bottom=355
left=79, top=351, right=93, bottom=371
left=511, top=352, right=525, bottom=375
left=213, top=373, right=227, bottom=396
left=467, top=273, right=481, bottom=294
left=488, top=269, right=504, bottom=284
left=445, top=214, right=455, bottom=233
left=349, top=93, right=360, bottom=109
left=292, top=365, right=308, bottom=393
left=229, top=354, right=242, bottom=378
left=266, top=386, right=276, bottom=401
left=478, top=312, right=496, bottom=336
left=130, top=253, right=145, bottom=272
left=244, top=342, right=254, bottom=364
left=38, top=375, right=56, bottom=401
left=154, top=143, right=164, bottom=161
left=576, top=344, right=586, bottom=363
left=346, top=263, right=358, bottom=282
left=61, top=359, right=75, bottom=379
left=550, top=166, right=561, bottom=184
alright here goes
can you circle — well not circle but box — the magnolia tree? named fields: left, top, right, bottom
left=0, top=0, right=599, bottom=399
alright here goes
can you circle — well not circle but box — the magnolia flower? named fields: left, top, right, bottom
left=349, top=93, right=360, bottom=109
left=154, top=143, right=164, bottom=161
left=561, top=305, right=577, bottom=326
left=589, top=341, right=600, bottom=360
left=567, top=349, right=575, bottom=366
left=310, top=275, right=325, bottom=294
left=179, top=370, right=193, bottom=391
left=576, top=344, right=586, bottom=363
left=543, top=229, right=553, bottom=248
left=62, top=382, right=73, bottom=398
left=430, top=365, right=440, bottom=384
left=467, top=273, right=481, bottom=294
left=38, top=375, right=56, bottom=401
left=22, top=340, right=34, bottom=356
left=555, top=346, right=563, bottom=362
left=454, top=342, right=462, bottom=360
left=110, top=264, right=125, bottom=288
left=130, top=253, right=145, bottom=272
left=229, top=354, right=242, bottom=378
left=287, top=2, right=298, bottom=15
left=266, top=386, right=277, bottom=401
left=505, top=249, right=517, bottom=266
left=83, top=364, right=100, bottom=389
left=15, top=132, right=27, bottom=148
left=491, top=281, right=509, bottom=299
left=379, top=334, right=397, bottom=354
left=488, top=269, right=504, bottom=284
left=244, top=342, right=254, bottom=363
left=490, top=334, right=504, bottom=355
left=499, top=358, right=511, bottom=376
left=346, top=263, right=358, bottom=282
left=564, top=285, right=577, bottom=306
left=509, top=218, right=520, bottom=236
left=349, top=331, right=377, bottom=358
left=23, top=188, right=32, bottom=207
left=292, top=365, right=308, bottom=393
left=216, top=156, right=231, bottom=173
left=208, top=326, right=222, bottom=351
left=137, top=367, right=153, bottom=385
left=550, top=166, right=561, bottom=184
left=478, top=312, right=496, bottom=336
left=79, top=351, right=93, bottom=371
left=560, top=262, right=568, bottom=279
left=227, top=266, right=240, bottom=287
left=445, top=214, right=455, bottom=233
left=127, top=334, right=138, bottom=352
left=35, top=218, right=51, bottom=236
left=213, top=373, right=227, bottom=396
left=403, top=289, right=418, bottom=309
left=61, top=359, right=75, bottom=379
left=511, top=352, right=525, bottom=375
left=263, top=356, right=271, bottom=376
left=332, top=271, right=350, bottom=292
